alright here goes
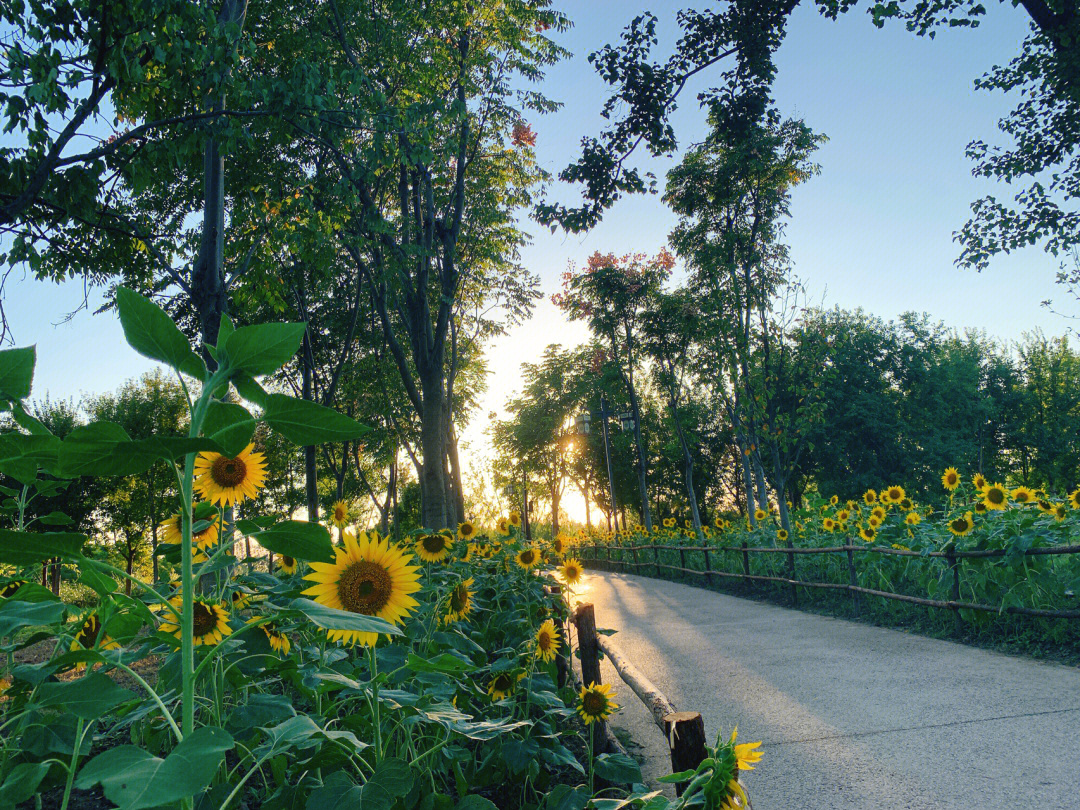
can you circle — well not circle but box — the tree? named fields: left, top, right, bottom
left=544, top=1, right=1080, bottom=291
left=88, top=371, right=188, bottom=586
left=554, top=251, right=674, bottom=531
left=666, top=107, right=824, bottom=524
left=643, top=288, right=708, bottom=538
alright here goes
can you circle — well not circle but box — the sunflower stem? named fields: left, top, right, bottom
left=368, top=645, right=383, bottom=763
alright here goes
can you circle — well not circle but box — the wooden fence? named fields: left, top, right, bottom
left=578, top=540, right=1080, bottom=625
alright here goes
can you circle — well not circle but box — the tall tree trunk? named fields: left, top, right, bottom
left=447, top=421, right=466, bottom=523
left=584, top=486, right=592, bottom=531
left=301, top=337, right=319, bottom=522
left=551, top=484, right=561, bottom=539
left=626, top=387, right=652, bottom=531
left=419, top=378, right=449, bottom=529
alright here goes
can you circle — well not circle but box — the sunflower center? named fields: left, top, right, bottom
left=283, top=556, right=295, bottom=567
left=987, top=488, right=1005, bottom=505
left=450, top=586, right=469, bottom=612
left=538, top=629, right=553, bottom=651
left=422, top=535, right=448, bottom=554
left=951, top=518, right=967, bottom=532
left=77, top=616, right=102, bottom=647
left=192, top=602, right=217, bottom=636
left=520, top=550, right=536, bottom=565
left=493, top=674, right=513, bottom=691
left=582, top=691, right=606, bottom=716
left=338, top=560, right=392, bottom=615
left=211, top=456, right=248, bottom=488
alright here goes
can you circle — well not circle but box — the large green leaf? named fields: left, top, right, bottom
left=223, top=323, right=305, bottom=377
left=202, top=400, right=255, bottom=456
left=0, top=528, right=85, bottom=566
left=36, top=671, right=136, bottom=719
left=249, top=520, right=334, bottom=563
left=262, top=394, right=369, bottom=446
left=0, top=345, right=35, bottom=402
left=0, top=762, right=50, bottom=805
left=57, top=422, right=153, bottom=477
left=115, top=287, right=205, bottom=380
left=593, top=753, right=642, bottom=785
left=288, top=598, right=402, bottom=637
left=0, top=598, right=66, bottom=636
left=75, top=725, right=234, bottom=810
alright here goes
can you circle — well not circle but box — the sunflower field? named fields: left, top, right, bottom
left=572, top=474, right=1080, bottom=654
left=0, top=291, right=664, bottom=810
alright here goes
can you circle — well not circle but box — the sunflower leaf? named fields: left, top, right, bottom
left=223, top=323, right=306, bottom=377
left=250, top=520, right=334, bottom=563
left=262, top=394, right=370, bottom=445
left=202, top=400, right=256, bottom=457
left=115, top=287, right=206, bottom=381
left=287, top=598, right=402, bottom=637
left=0, top=528, right=85, bottom=566
left=0, top=345, right=35, bottom=403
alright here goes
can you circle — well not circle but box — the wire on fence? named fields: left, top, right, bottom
left=578, top=541, right=1080, bottom=621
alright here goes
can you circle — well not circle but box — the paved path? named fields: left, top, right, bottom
left=576, top=571, right=1080, bottom=810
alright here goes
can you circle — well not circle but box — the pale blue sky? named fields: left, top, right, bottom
left=4, top=1, right=1062, bottom=453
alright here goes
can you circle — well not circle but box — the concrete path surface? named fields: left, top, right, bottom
left=575, top=571, right=1080, bottom=810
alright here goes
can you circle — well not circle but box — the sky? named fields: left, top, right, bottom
left=3, top=1, right=1065, bottom=505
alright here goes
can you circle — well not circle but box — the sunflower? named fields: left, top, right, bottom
left=277, top=555, right=298, bottom=575
left=822, top=517, right=836, bottom=532
left=1053, top=503, right=1068, bottom=521
left=515, top=547, right=540, bottom=570
left=868, top=516, right=881, bottom=528
left=496, top=517, right=511, bottom=536
left=560, top=558, right=584, bottom=586
left=193, top=444, right=267, bottom=507
left=731, top=727, right=763, bottom=772
left=415, top=532, right=453, bottom=564
left=863, top=489, right=878, bottom=505
left=330, top=500, right=350, bottom=529
left=231, top=588, right=255, bottom=611
left=904, top=512, right=920, bottom=526
left=159, top=597, right=232, bottom=646
left=972, top=473, right=987, bottom=491
left=302, top=530, right=421, bottom=647
left=551, top=535, right=568, bottom=556
left=0, top=580, right=28, bottom=599
left=577, top=682, right=618, bottom=725
left=457, top=520, right=478, bottom=541
left=883, top=485, right=905, bottom=504
left=662, top=517, right=675, bottom=528
left=476, top=542, right=495, bottom=560
left=1069, top=488, right=1080, bottom=509
left=1011, top=486, right=1036, bottom=505
left=974, top=501, right=988, bottom=514
left=713, top=516, right=724, bottom=529
left=1037, top=499, right=1054, bottom=515
left=162, top=507, right=221, bottom=562
left=829, top=495, right=839, bottom=506
left=444, top=578, right=474, bottom=624
left=753, top=509, right=768, bottom=522
left=69, top=612, right=120, bottom=660
left=488, top=670, right=525, bottom=701
left=508, top=511, right=522, bottom=528
left=535, top=619, right=561, bottom=663
left=941, top=467, right=960, bottom=491
left=247, top=617, right=291, bottom=656
left=948, top=512, right=975, bottom=536
left=871, top=506, right=886, bottom=521
left=859, top=526, right=876, bottom=542
left=836, top=509, right=850, bottom=523
left=777, top=529, right=789, bottom=542
left=982, top=483, right=1008, bottom=510
left=899, top=498, right=914, bottom=511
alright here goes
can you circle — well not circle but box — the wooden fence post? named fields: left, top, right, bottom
left=845, top=543, right=860, bottom=615
left=702, top=546, right=712, bottom=586
left=573, top=603, right=606, bottom=749
left=653, top=543, right=660, bottom=575
left=663, top=711, right=707, bottom=797
left=741, top=541, right=751, bottom=587
left=945, top=546, right=963, bottom=634
left=678, top=544, right=687, bottom=573
left=631, top=543, right=640, bottom=570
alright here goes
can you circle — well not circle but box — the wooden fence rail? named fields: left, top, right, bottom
left=583, top=540, right=1080, bottom=621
